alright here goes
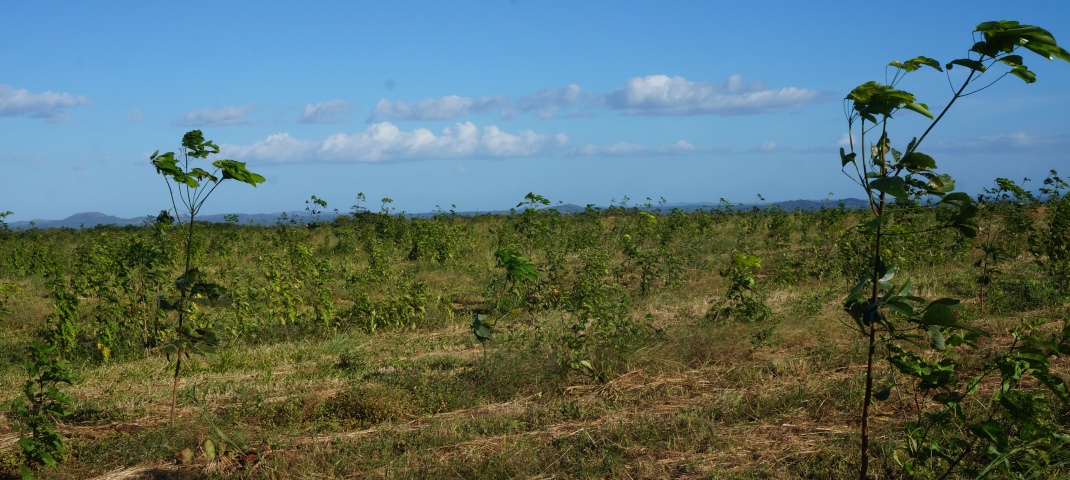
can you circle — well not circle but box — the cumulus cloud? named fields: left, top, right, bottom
left=572, top=139, right=698, bottom=157
left=603, top=74, right=826, bottom=116
left=299, top=99, right=352, bottom=123
left=176, top=104, right=257, bottom=126
left=756, top=141, right=779, bottom=152
left=367, top=74, right=825, bottom=122
left=221, top=133, right=319, bottom=163
left=503, top=84, right=589, bottom=119
left=368, top=95, right=508, bottom=122
left=222, top=121, right=569, bottom=164
left=0, top=84, right=89, bottom=121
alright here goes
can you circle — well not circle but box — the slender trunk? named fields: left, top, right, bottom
left=860, top=152, right=888, bottom=480
left=171, top=210, right=196, bottom=426
left=170, top=356, right=181, bottom=425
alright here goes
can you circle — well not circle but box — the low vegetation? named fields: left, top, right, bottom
left=0, top=187, right=1067, bottom=479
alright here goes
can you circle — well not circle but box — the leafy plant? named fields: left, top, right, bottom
left=7, top=341, right=76, bottom=479
left=494, top=246, right=540, bottom=310
left=150, top=130, right=265, bottom=424
left=0, top=210, right=12, bottom=237
left=840, top=20, right=1070, bottom=479
left=305, top=195, right=328, bottom=228
left=707, top=253, right=772, bottom=324
left=471, top=313, right=495, bottom=366
left=1032, top=171, right=1070, bottom=291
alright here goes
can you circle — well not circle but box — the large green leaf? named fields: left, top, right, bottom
left=927, top=325, right=946, bottom=351
left=902, top=102, right=933, bottom=119
left=946, top=58, right=987, bottom=72
left=214, top=159, right=266, bottom=187
left=900, top=152, right=936, bottom=172
left=847, top=82, right=927, bottom=122
left=471, top=314, right=493, bottom=343
left=1009, top=65, right=1037, bottom=83
left=890, top=56, right=943, bottom=72
left=869, top=176, right=908, bottom=198
left=921, top=302, right=957, bottom=326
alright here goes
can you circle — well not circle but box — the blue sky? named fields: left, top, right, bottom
left=3, top=1, right=1070, bottom=221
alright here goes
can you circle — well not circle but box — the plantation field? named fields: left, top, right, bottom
left=2, top=193, right=1069, bottom=479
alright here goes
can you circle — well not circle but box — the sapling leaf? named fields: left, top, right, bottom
left=900, top=152, right=936, bottom=172
left=902, top=102, right=933, bottom=119
left=175, top=268, right=200, bottom=292
left=998, top=54, right=1024, bottom=67
left=946, top=58, right=987, bottom=72
left=891, top=56, right=942, bottom=72
left=878, top=264, right=897, bottom=283
left=927, top=326, right=946, bottom=351
left=840, top=147, right=856, bottom=167
left=1009, top=65, right=1037, bottom=83
left=921, top=303, right=957, bottom=326
left=869, top=177, right=908, bottom=198
left=471, top=314, right=493, bottom=343
left=886, top=300, right=914, bottom=317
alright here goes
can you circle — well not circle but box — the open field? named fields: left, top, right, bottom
left=1, top=199, right=1068, bottom=479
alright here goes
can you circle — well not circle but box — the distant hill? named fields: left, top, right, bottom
left=5, top=198, right=870, bottom=230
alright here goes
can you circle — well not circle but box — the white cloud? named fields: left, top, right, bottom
left=368, top=95, right=508, bottom=121
left=299, top=99, right=352, bottom=123
left=757, top=141, right=779, bottom=152
left=603, top=74, right=826, bottom=115
left=503, top=84, right=589, bottom=119
left=176, top=104, right=257, bottom=126
left=0, top=84, right=89, bottom=121
left=223, top=121, right=569, bottom=164
left=573, top=139, right=698, bottom=157
left=366, top=75, right=825, bottom=122
left=221, top=133, right=318, bottom=163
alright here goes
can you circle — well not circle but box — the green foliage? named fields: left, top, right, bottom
left=841, top=20, right=1070, bottom=479
left=1032, top=171, right=1070, bottom=291
left=708, top=253, right=772, bottom=325
left=6, top=341, right=76, bottom=479
left=0, top=281, right=21, bottom=327
left=0, top=210, right=12, bottom=237
left=471, top=313, right=495, bottom=366
left=558, top=295, right=655, bottom=381
left=150, top=130, right=264, bottom=424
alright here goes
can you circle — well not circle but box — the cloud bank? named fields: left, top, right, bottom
left=222, top=121, right=569, bottom=164
left=603, top=74, right=825, bottom=116
left=368, top=95, right=508, bottom=122
left=0, top=84, right=89, bottom=121
left=572, top=140, right=697, bottom=157
left=300, top=100, right=353, bottom=123
left=367, top=74, right=826, bottom=122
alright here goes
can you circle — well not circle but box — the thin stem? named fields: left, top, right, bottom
left=859, top=124, right=888, bottom=480
left=906, top=68, right=979, bottom=157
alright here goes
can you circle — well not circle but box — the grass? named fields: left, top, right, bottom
left=0, top=204, right=1067, bottom=478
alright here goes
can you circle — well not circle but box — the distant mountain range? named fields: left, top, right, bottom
left=5, top=198, right=870, bottom=230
